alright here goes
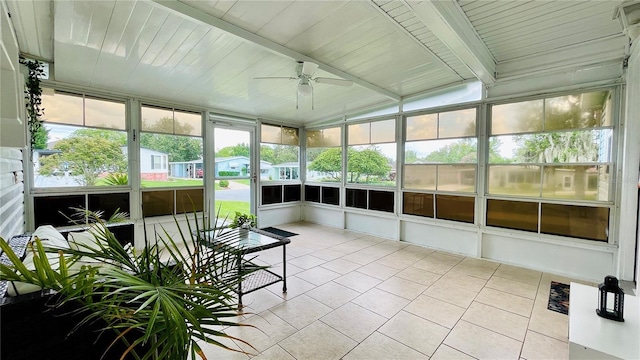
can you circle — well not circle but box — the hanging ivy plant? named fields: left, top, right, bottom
left=19, top=57, right=46, bottom=148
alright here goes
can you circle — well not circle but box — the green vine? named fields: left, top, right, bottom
left=19, top=57, right=45, bottom=148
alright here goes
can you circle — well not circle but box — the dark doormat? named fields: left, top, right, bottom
left=548, top=281, right=570, bottom=315
left=261, top=227, right=298, bottom=238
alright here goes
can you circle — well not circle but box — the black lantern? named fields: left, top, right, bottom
left=596, top=275, right=624, bottom=322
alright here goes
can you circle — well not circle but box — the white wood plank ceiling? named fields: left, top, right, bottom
left=3, top=0, right=629, bottom=125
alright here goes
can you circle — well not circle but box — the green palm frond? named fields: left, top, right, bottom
left=0, top=205, right=263, bottom=360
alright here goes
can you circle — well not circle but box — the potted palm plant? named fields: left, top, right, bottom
left=0, top=208, right=262, bottom=360
left=230, top=212, right=257, bottom=229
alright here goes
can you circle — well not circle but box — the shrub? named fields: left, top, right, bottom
left=218, top=171, right=239, bottom=177
left=102, top=172, right=128, bottom=186
left=219, top=180, right=229, bottom=188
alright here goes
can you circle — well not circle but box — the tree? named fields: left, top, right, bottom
left=347, top=147, right=391, bottom=183
left=139, top=116, right=202, bottom=162
left=40, top=130, right=126, bottom=185
left=216, top=143, right=249, bottom=158
left=488, top=138, right=511, bottom=164
left=425, top=139, right=477, bottom=163
left=142, top=117, right=194, bottom=135
left=305, top=147, right=326, bottom=162
left=31, top=126, right=49, bottom=150
left=512, top=93, right=604, bottom=164
left=139, top=133, right=202, bottom=162
left=260, top=144, right=298, bottom=165
left=514, top=131, right=599, bottom=163
left=259, top=145, right=275, bottom=164
left=308, top=148, right=342, bottom=180
left=404, top=149, right=419, bottom=164
left=511, top=92, right=608, bottom=198
left=74, top=128, right=126, bottom=146
left=417, top=138, right=509, bottom=164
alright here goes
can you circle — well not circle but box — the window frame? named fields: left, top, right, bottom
left=138, top=104, right=204, bottom=191
left=138, top=103, right=205, bottom=217
left=400, top=106, right=479, bottom=224
left=31, top=87, right=130, bottom=194
left=345, top=117, right=397, bottom=188
left=259, top=122, right=301, bottom=183
left=484, top=87, right=618, bottom=243
left=305, top=125, right=343, bottom=184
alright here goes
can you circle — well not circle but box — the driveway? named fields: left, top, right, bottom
left=215, top=180, right=250, bottom=201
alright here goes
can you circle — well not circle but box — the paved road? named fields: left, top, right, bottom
left=215, top=188, right=250, bottom=201
left=34, top=174, right=82, bottom=187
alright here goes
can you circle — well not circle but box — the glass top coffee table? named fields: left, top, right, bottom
left=197, top=227, right=291, bottom=310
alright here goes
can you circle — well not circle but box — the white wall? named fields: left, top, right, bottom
left=1, top=3, right=25, bottom=149
left=0, top=147, right=25, bottom=239
left=302, top=205, right=343, bottom=228
left=258, top=205, right=302, bottom=229
left=482, top=233, right=616, bottom=281
left=0, top=5, right=25, bottom=239
left=402, top=221, right=478, bottom=256
left=345, top=211, right=397, bottom=240
left=623, top=39, right=640, bottom=293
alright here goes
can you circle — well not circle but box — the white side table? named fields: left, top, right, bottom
left=568, top=282, right=639, bottom=359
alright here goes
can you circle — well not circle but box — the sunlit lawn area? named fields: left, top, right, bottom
left=95, top=178, right=210, bottom=188
left=213, top=200, right=250, bottom=220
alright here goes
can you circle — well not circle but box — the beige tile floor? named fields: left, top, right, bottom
left=201, top=222, right=594, bottom=360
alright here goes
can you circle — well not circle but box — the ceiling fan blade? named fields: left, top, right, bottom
left=301, top=61, right=319, bottom=77
left=314, top=77, right=353, bottom=87
left=254, top=77, right=297, bottom=80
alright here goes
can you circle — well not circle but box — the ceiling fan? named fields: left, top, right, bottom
left=255, top=61, right=353, bottom=109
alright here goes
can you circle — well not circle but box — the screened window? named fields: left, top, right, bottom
left=260, top=124, right=300, bottom=181
left=306, top=126, right=341, bottom=182
left=402, top=108, right=477, bottom=224
left=486, top=90, right=614, bottom=241
left=140, top=105, right=203, bottom=188
left=35, top=88, right=127, bottom=188
left=488, top=91, right=613, bottom=201
left=404, top=108, right=477, bottom=193
left=347, top=119, right=396, bottom=186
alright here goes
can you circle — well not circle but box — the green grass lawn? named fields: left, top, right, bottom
left=98, top=177, right=239, bottom=190
left=213, top=200, right=250, bottom=220
left=138, top=179, right=222, bottom=189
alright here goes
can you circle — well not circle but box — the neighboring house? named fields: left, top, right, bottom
left=169, top=159, right=202, bottom=179
left=169, top=156, right=273, bottom=179
left=215, top=156, right=250, bottom=177
left=270, top=162, right=299, bottom=180
left=123, top=147, right=168, bottom=181
left=32, top=149, right=61, bottom=174
left=306, top=161, right=338, bottom=181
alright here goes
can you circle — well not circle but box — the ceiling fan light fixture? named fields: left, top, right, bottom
left=297, top=82, right=312, bottom=96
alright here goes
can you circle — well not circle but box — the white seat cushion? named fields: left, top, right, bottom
left=68, top=230, right=107, bottom=251
left=32, top=225, right=69, bottom=250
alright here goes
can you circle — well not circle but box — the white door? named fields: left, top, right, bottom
left=212, top=125, right=256, bottom=222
